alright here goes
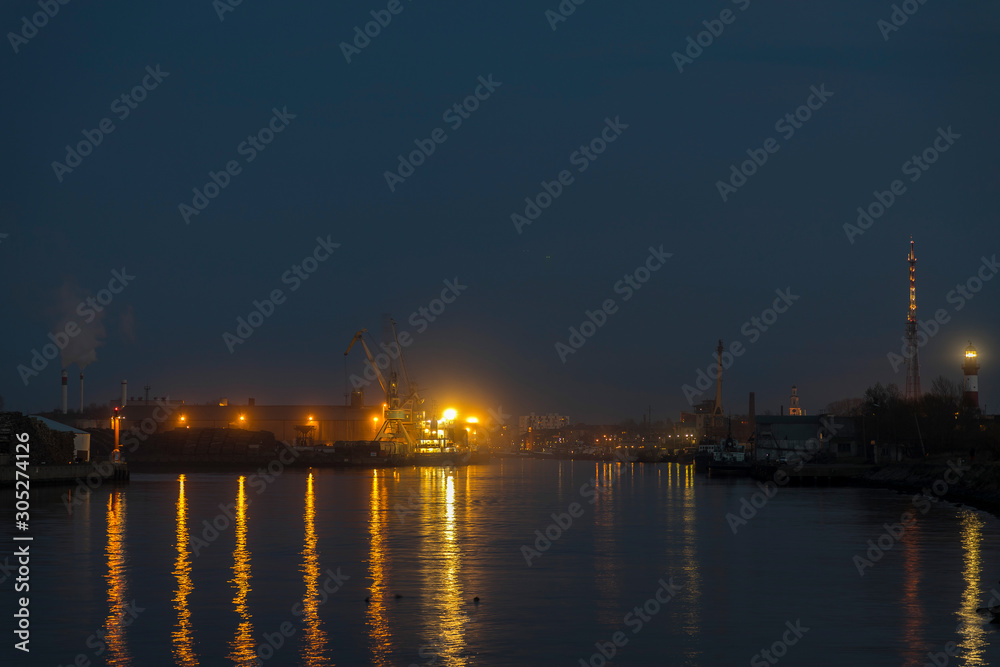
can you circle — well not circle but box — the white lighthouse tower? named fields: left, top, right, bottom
left=963, top=342, right=980, bottom=410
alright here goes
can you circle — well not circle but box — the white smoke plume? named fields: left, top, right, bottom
left=54, top=278, right=106, bottom=370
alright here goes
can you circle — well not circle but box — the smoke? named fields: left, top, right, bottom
left=120, top=304, right=136, bottom=344
left=54, top=278, right=106, bottom=370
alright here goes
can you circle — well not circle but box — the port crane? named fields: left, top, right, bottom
left=344, top=322, right=423, bottom=453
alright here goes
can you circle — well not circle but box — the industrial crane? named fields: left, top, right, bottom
left=344, top=324, right=423, bottom=451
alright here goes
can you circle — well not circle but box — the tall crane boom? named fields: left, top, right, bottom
left=344, top=325, right=420, bottom=451
left=344, top=330, right=388, bottom=396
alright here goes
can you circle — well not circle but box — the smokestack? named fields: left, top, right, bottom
left=121, top=380, right=127, bottom=408
left=714, top=339, right=723, bottom=413
left=61, top=369, right=68, bottom=413
left=749, top=391, right=756, bottom=446
left=79, top=372, right=84, bottom=413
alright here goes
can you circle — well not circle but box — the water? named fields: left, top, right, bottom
left=4, top=459, right=1000, bottom=666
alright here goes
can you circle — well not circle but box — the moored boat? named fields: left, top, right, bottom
left=707, top=435, right=750, bottom=475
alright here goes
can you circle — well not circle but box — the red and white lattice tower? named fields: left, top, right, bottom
left=904, top=239, right=922, bottom=401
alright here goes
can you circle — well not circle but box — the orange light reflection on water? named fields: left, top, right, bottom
left=227, top=477, right=256, bottom=665
left=419, top=468, right=468, bottom=665
left=593, top=462, right=621, bottom=626
left=681, top=463, right=701, bottom=662
left=104, top=490, right=131, bottom=666
left=367, top=470, right=391, bottom=666
left=172, top=475, right=198, bottom=666
left=958, top=510, right=986, bottom=666
left=299, top=473, right=330, bottom=666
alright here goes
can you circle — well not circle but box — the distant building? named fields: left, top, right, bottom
left=754, top=414, right=861, bottom=462
left=788, top=386, right=804, bottom=416
left=28, top=415, right=91, bottom=462
left=114, top=400, right=382, bottom=446
left=518, top=413, right=570, bottom=434
left=679, top=398, right=726, bottom=439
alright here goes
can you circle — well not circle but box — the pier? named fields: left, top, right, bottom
left=0, top=461, right=129, bottom=487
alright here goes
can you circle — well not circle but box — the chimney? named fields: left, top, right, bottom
left=749, top=391, right=755, bottom=445
left=121, top=380, right=127, bottom=408
left=248, top=397, right=255, bottom=407
left=714, top=339, right=723, bottom=413
left=79, top=372, right=84, bottom=412
left=61, top=369, right=68, bottom=413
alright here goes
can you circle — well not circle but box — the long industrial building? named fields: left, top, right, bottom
left=119, top=398, right=383, bottom=445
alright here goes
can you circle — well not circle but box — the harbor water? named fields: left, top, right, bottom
left=3, top=459, right=1000, bottom=666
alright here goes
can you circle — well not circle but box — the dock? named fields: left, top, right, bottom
left=0, top=461, right=129, bottom=487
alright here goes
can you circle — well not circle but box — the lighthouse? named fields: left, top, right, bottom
left=963, top=342, right=979, bottom=409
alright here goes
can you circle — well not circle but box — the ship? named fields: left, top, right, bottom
left=412, top=410, right=471, bottom=466
left=707, top=434, right=750, bottom=475
left=693, top=438, right=718, bottom=472
left=345, top=322, right=473, bottom=466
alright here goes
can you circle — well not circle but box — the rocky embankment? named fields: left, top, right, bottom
left=857, top=458, right=1000, bottom=515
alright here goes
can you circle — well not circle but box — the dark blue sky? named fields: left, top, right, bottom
left=2, top=1, right=998, bottom=421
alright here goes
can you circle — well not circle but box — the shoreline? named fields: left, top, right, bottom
left=848, top=459, right=1000, bottom=518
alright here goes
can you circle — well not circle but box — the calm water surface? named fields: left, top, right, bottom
left=4, top=459, right=1000, bottom=666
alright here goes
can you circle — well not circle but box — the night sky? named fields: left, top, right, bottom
left=2, top=1, right=998, bottom=422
